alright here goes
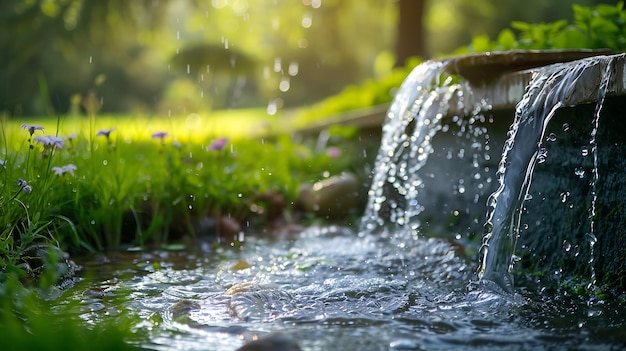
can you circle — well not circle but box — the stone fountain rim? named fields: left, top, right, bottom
left=294, top=49, right=624, bottom=136
left=440, top=48, right=614, bottom=85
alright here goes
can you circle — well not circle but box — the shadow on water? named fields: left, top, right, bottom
left=70, top=52, right=626, bottom=350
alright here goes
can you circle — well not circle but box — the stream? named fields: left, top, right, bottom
left=67, top=225, right=625, bottom=350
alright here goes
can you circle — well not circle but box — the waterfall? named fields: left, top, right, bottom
left=478, top=56, right=618, bottom=293
left=360, top=60, right=490, bottom=243
left=362, top=51, right=626, bottom=293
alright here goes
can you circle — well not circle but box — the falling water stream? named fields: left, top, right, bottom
left=478, top=56, right=617, bottom=293
left=67, top=53, right=626, bottom=350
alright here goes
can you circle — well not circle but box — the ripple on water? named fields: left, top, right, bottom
left=70, top=225, right=625, bottom=351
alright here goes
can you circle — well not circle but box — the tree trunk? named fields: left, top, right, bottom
left=395, top=0, right=426, bottom=67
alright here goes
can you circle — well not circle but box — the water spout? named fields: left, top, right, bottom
left=359, top=60, right=492, bottom=243
left=477, top=56, right=618, bottom=292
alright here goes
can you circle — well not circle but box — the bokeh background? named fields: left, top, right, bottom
left=0, top=0, right=610, bottom=117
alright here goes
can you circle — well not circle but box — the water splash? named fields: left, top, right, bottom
left=360, top=61, right=489, bottom=242
left=478, top=56, right=618, bottom=292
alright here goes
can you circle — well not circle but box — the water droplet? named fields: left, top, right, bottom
left=560, top=191, right=570, bottom=203
left=301, top=14, right=312, bottom=28
left=288, top=62, right=299, bottom=76
left=586, top=232, right=598, bottom=245
left=562, top=123, right=570, bottom=132
left=574, top=168, right=585, bottom=178
left=273, top=57, right=282, bottom=72
left=546, top=132, right=557, bottom=142
left=563, top=240, right=572, bottom=252
left=279, top=78, right=290, bottom=92
left=524, top=194, right=533, bottom=201
left=102, top=160, right=108, bottom=166
left=267, top=100, right=278, bottom=115
left=581, top=146, right=589, bottom=157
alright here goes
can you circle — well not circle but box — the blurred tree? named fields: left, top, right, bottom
left=395, top=0, right=426, bottom=66
left=0, top=0, right=171, bottom=116
left=0, top=0, right=613, bottom=117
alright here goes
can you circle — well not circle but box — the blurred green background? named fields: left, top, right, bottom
left=0, top=0, right=611, bottom=117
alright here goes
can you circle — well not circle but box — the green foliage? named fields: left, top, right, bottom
left=0, top=111, right=360, bottom=285
left=456, top=2, right=626, bottom=53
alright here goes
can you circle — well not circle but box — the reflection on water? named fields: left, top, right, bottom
left=70, top=226, right=625, bottom=351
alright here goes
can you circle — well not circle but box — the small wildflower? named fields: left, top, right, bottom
left=327, top=147, right=342, bottom=158
left=96, top=128, right=116, bottom=138
left=34, top=135, right=65, bottom=149
left=17, top=178, right=32, bottom=194
left=52, top=164, right=77, bottom=176
left=208, top=137, right=228, bottom=151
left=17, top=178, right=27, bottom=188
left=172, top=140, right=183, bottom=149
left=0, top=160, right=6, bottom=168
left=21, top=123, right=44, bottom=136
left=152, top=131, right=168, bottom=140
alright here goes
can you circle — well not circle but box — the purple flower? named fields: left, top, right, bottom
left=97, top=128, right=116, bottom=138
left=152, top=131, right=169, bottom=140
left=17, top=178, right=32, bottom=194
left=0, top=160, right=6, bottom=168
left=34, top=135, right=64, bottom=149
left=21, top=123, right=44, bottom=136
left=52, top=164, right=77, bottom=176
left=17, top=178, right=27, bottom=188
left=326, top=147, right=342, bottom=158
left=208, top=137, right=228, bottom=151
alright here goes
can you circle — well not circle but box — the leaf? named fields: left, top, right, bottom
left=573, top=4, right=594, bottom=29
left=551, top=27, right=588, bottom=49
left=496, top=29, right=517, bottom=50
left=590, top=17, right=620, bottom=36
left=511, top=21, right=531, bottom=32
left=471, top=34, right=493, bottom=53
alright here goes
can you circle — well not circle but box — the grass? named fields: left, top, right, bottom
left=1, top=108, right=360, bottom=272
left=0, top=107, right=364, bottom=351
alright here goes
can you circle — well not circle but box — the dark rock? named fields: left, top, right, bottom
left=298, top=172, right=362, bottom=219
left=236, top=334, right=301, bottom=351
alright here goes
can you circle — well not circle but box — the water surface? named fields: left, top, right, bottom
left=70, top=226, right=625, bottom=351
